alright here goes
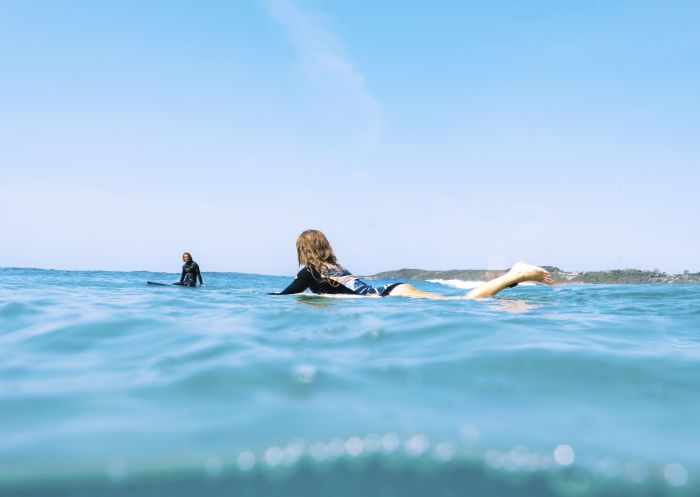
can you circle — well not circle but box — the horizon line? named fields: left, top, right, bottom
left=1, top=265, right=697, bottom=276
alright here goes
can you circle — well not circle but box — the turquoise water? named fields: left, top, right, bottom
left=1, top=268, right=698, bottom=496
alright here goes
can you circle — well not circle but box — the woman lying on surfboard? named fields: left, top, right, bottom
left=271, top=229, right=552, bottom=299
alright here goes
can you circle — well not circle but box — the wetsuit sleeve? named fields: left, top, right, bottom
left=179, top=265, right=185, bottom=284
left=195, top=263, right=203, bottom=285
left=271, top=268, right=315, bottom=295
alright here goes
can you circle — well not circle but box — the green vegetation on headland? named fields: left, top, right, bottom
left=369, top=267, right=700, bottom=284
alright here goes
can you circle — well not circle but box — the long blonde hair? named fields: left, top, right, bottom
left=296, top=229, right=340, bottom=283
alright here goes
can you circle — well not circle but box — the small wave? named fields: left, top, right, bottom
left=0, top=301, right=41, bottom=319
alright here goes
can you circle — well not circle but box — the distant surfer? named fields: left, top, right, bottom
left=271, top=230, right=552, bottom=299
left=175, top=252, right=204, bottom=287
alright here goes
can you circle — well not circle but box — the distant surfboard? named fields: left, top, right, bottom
left=147, top=281, right=198, bottom=288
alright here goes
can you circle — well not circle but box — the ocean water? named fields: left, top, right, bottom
left=1, top=268, right=698, bottom=496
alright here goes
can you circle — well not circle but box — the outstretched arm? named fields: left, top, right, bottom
left=270, top=268, right=314, bottom=295
left=196, top=264, right=203, bottom=286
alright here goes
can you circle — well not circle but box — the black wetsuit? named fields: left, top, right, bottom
left=178, top=261, right=203, bottom=287
left=271, top=267, right=402, bottom=296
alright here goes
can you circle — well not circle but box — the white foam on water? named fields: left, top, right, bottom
left=427, top=279, right=486, bottom=289
left=428, top=279, right=536, bottom=289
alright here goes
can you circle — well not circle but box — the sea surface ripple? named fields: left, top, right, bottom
left=1, top=268, right=698, bottom=496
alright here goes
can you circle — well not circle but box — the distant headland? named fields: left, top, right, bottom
left=368, top=267, right=700, bottom=284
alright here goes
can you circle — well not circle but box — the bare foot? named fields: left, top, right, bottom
left=510, top=263, right=553, bottom=285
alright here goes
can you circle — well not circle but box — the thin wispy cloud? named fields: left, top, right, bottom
left=261, top=0, right=383, bottom=145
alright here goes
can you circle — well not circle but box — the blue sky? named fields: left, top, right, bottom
left=1, top=0, right=698, bottom=275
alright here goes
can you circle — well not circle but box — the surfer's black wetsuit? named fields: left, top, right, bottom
left=271, top=266, right=402, bottom=296
left=178, top=261, right=203, bottom=287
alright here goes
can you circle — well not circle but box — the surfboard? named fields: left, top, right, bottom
left=146, top=281, right=170, bottom=286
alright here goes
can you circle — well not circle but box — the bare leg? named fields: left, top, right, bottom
left=465, top=263, right=552, bottom=299
left=386, top=263, right=552, bottom=300
left=386, top=283, right=453, bottom=300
